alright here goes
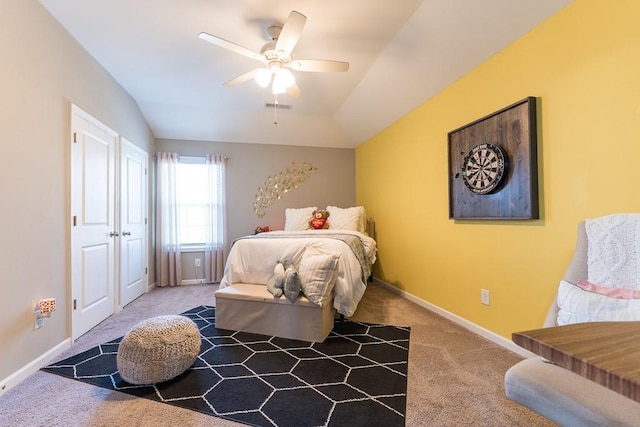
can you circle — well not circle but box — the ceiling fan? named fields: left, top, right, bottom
left=199, top=10, right=349, bottom=98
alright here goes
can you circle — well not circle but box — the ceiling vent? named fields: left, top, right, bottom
left=265, top=103, right=292, bottom=110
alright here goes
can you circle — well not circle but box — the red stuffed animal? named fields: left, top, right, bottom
left=309, top=209, right=330, bottom=229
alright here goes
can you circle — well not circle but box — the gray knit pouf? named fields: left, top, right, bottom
left=117, top=315, right=201, bottom=385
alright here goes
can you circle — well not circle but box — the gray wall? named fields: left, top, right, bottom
left=0, top=0, right=154, bottom=386
left=155, top=139, right=356, bottom=282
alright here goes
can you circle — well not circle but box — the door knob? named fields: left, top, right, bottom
left=122, top=231, right=131, bottom=236
left=109, top=231, right=119, bottom=237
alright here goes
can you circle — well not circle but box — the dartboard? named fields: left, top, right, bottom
left=461, top=143, right=507, bottom=194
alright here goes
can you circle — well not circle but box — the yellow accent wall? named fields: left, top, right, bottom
left=356, top=0, right=640, bottom=338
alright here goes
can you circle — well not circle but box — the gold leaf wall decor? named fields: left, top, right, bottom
left=253, top=161, right=318, bottom=218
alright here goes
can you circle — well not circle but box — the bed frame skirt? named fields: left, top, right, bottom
left=214, top=283, right=334, bottom=342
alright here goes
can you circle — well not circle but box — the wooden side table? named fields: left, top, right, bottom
left=512, top=321, right=640, bottom=403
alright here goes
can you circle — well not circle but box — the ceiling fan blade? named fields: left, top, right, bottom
left=274, top=11, right=306, bottom=56
left=289, top=59, right=349, bottom=73
left=199, top=32, right=264, bottom=62
left=224, top=69, right=261, bottom=87
left=286, top=81, right=301, bottom=98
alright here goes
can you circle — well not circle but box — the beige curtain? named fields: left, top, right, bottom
left=204, top=154, right=228, bottom=283
left=155, top=152, right=182, bottom=286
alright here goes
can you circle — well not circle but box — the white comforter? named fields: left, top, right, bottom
left=218, top=230, right=377, bottom=317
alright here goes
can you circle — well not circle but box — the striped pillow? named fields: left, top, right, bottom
left=298, top=248, right=340, bottom=306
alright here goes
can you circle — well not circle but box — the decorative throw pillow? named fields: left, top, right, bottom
left=557, top=280, right=640, bottom=325
left=283, top=263, right=302, bottom=303
left=284, top=207, right=318, bottom=231
left=298, top=248, right=340, bottom=306
left=326, top=206, right=366, bottom=233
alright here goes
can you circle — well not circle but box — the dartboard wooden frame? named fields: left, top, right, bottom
left=448, top=97, right=539, bottom=220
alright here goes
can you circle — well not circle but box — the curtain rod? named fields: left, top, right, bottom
left=155, top=152, right=228, bottom=160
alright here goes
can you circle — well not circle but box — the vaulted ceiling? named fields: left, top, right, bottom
left=39, top=0, right=573, bottom=148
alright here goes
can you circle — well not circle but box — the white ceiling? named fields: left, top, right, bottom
left=39, top=0, right=573, bottom=148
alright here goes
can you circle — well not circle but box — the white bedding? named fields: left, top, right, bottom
left=218, top=230, right=377, bottom=317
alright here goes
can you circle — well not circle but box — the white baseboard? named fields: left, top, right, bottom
left=0, top=338, right=72, bottom=396
left=180, top=279, right=211, bottom=285
left=372, top=278, right=535, bottom=359
left=147, top=280, right=213, bottom=289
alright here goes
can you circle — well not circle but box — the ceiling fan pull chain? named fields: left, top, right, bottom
left=273, top=95, right=278, bottom=125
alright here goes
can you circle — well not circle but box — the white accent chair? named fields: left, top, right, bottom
left=504, top=219, right=640, bottom=426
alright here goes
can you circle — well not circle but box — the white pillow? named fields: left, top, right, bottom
left=326, top=206, right=366, bottom=233
left=298, top=248, right=340, bottom=306
left=557, top=280, right=640, bottom=325
left=284, top=207, right=317, bottom=231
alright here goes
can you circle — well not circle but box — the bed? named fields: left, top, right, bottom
left=215, top=206, right=376, bottom=342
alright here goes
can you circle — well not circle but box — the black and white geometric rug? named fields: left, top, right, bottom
left=42, top=306, right=410, bottom=427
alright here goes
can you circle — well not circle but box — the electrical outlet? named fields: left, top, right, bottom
left=481, top=289, right=490, bottom=306
left=194, top=258, right=201, bottom=267
left=35, top=314, right=44, bottom=329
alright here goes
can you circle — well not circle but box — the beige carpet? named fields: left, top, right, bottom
left=0, top=283, right=555, bottom=426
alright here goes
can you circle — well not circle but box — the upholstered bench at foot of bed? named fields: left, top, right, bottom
left=505, top=357, right=640, bottom=426
left=214, top=283, right=334, bottom=343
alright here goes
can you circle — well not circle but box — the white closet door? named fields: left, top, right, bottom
left=70, top=105, right=117, bottom=340
left=119, top=138, right=148, bottom=307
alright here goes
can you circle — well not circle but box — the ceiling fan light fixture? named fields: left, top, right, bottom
left=254, top=68, right=272, bottom=88
left=271, top=79, right=287, bottom=94
left=273, top=68, right=295, bottom=89
left=200, top=10, right=349, bottom=101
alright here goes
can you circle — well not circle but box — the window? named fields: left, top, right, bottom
left=176, top=157, right=205, bottom=246
left=176, top=156, right=224, bottom=248
left=156, top=152, right=227, bottom=285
